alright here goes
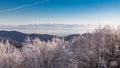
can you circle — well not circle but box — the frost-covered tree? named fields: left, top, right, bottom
left=0, top=41, right=23, bottom=68
left=20, top=38, right=76, bottom=68
left=70, top=26, right=120, bottom=68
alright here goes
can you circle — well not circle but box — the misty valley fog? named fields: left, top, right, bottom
left=0, top=24, right=97, bottom=36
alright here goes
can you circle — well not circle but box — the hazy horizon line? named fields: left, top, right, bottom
left=0, top=23, right=100, bottom=26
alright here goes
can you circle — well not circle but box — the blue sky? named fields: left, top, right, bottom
left=0, top=0, right=120, bottom=25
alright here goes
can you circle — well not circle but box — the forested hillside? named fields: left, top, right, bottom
left=0, top=26, right=119, bottom=68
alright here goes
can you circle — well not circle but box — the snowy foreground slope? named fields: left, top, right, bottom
left=0, top=26, right=120, bottom=68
